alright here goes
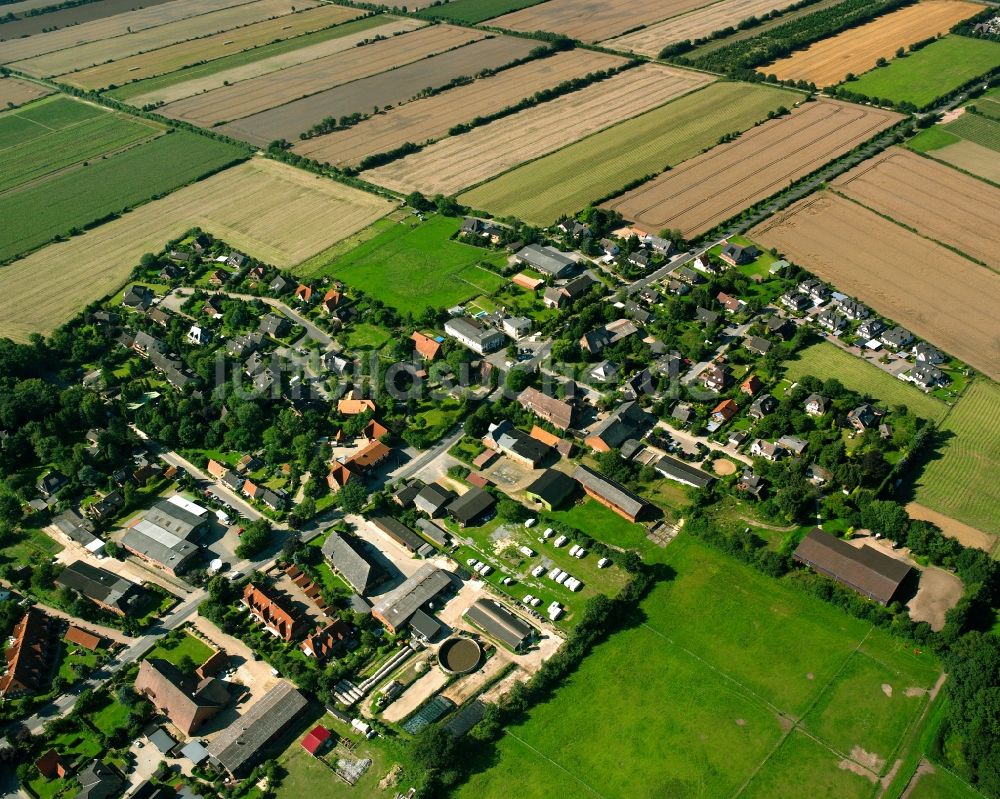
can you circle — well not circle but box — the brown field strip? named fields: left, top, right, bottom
left=0, top=0, right=263, bottom=64
left=161, top=23, right=486, bottom=127
left=129, top=17, right=425, bottom=108
left=0, top=0, right=176, bottom=42
left=759, top=0, right=983, bottom=86
left=488, top=0, right=715, bottom=43
left=607, top=0, right=793, bottom=56
left=10, top=0, right=314, bottom=77
left=0, top=76, right=53, bottom=107
left=217, top=34, right=540, bottom=146
left=59, top=4, right=362, bottom=90
left=833, top=147, right=1000, bottom=270
left=751, top=191, right=1000, bottom=380
left=293, top=49, right=625, bottom=166
left=364, top=64, right=714, bottom=196
left=605, top=99, right=901, bottom=238
left=930, top=139, right=1000, bottom=183
left=0, top=158, right=391, bottom=342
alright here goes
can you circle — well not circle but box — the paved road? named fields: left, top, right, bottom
left=391, top=426, right=465, bottom=482
left=656, top=421, right=753, bottom=466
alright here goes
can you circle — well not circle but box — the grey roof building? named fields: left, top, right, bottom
left=370, top=516, right=426, bottom=554
left=653, top=456, right=715, bottom=489
left=55, top=561, right=146, bottom=616
left=793, top=529, right=911, bottom=605
left=515, top=244, right=578, bottom=278
left=371, top=563, right=451, bottom=633
left=447, top=487, right=496, bottom=527
left=207, top=681, right=307, bottom=777
left=465, top=598, right=535, bottom=651
left=414, top=483, right=456, bottom=518
left=321, top=532, right=384, bottom=595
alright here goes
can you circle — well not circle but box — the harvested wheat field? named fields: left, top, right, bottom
left=930, top=139, right=1000, bottom=183
left=751, top=192, right=1000, bottom=381
left=489, top=0, right=712, bottom=42
left=0, top=0, right=262, bottom=63
left=759, top=0, right=983, bottom=86
left=0, top=158, right=391, bottom=341
left=0, top=76, right=52, bottom=107
left=127, top=17, right=424, bottom=108
left=294, top=49, right=624, bottom=166
left=833, top=147, right=1000, bottom=269
left=218, top=35, right=540, bottom=145
left=162, top=23, right=485, bottom=127
left=365, top=64, right=713, bottom=196
left=11, top=0, right=312, bottom=77
left=60, top=4, right=360, bottom=90
left=608, top=0, right=794, bottom=56
left=0, top=0, right=176, bottom=41
left=606, top=99, right=900, bottom=238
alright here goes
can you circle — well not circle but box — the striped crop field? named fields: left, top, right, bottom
left=945, top=111, right=1000, bottom=152
left=914, top=379, right=1000, bottom=539
left=459, top=81, right=796, bottom=226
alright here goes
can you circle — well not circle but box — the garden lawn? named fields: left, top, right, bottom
left=0, top=130, right=246, bottom=261
left=144, top=631, right=213, bottom=666
left=90, top=698, right=132, bottom=737
left=783, top=342, right=950, bottom=422
left=304, top=215, right=507, bottom=314
left=846, top=36, right=1000, bottom=109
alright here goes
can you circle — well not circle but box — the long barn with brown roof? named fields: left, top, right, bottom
left=793, top=529, right=912, bottom=606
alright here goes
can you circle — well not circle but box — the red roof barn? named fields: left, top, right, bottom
left=301, top=725, right=332, bottom=756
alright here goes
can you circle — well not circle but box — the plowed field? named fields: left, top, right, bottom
left=833, top=147, right=1000, bottom=269
left=759, top=0, right=983, bottom=86
left=216, top=35, right=542, bottom=145
left=364, top=64, right=713, bottom=196
left=751, top=191, right=1000, bottom=380
left=293, top=49, right=624, bottom=166
left=608, top=0, right=793, bottom=56
left=0, top=0, right=175, bottom=41
left=606, top=99, right=900, bottom=237
left=488, top=0, right=714, bottom=42
left=10, top=0, right=313, bottom=76
left=0, top=76, right=52, bottom=107
left=161, top=23, right=485, bottom=127
left=59, top=4, right=360, bottom=90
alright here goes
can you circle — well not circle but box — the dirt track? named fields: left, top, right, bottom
left=60, top=3, right=360, bottom=90
left=294, top=49, right=624, bottom=166
left=608, top=0, right=793, bottom=55
left=751, top=191, right=1000, bottom=381
left=11, top=0, right=312, bottom=76
left=606, top=98, right=900, bottom=237
left=163, top=23, right=485, bottom=127
left=0, top=0, right=261, bottom=63
left=833, top=147, right=1000, bottom=270
left=906, top=503, right=997, bottom=552
left=129, top=17, right=424, bottom=107
left=759, top=0, right=983, bottom=85
left=365, top=63, right=713, bottom=196
left=217, top=35, right=540, bottom=146
left=0, top=75, right=52, bottom=107
left=489, top=0, right=713, bottom=42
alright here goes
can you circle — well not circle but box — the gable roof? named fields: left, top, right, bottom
left=411, top=331, right=442, bottom=360
left=447, top=487, right=496, bottom=526
left=524, top=469, right=576, bottom=508
left=793, top=529, right=911, bottom=605
left=571, top=464, right=647, bottom=519
left=321, top=532, right=381, bottom=594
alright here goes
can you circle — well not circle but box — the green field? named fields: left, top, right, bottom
left=845, top=36, right=1000, bottom=109
left=0, top=130, right=245, bottom=262
left=459, top=82, right=796, bottom=225
left=913, top=379, right=1000, bottom=538
left=0, top=107, right=160, bottom=193
left=975, top=96, right=1000, bottom=121
left=908, top=126, right=962, bottom=152
left=416, top=0, right=543, bottom=23
left=944, top=111, right=1000, bottom=152
left=908, top=765, right=988, bottom=799
left=454, top=537, right=939, bottom=798
left=305, top=214, right=507, bottom=314
left=0, top=95, right=105, bottom=149
left=783, top=343, right=950, bottom=422
left=107, top=15, right=391, bottom=103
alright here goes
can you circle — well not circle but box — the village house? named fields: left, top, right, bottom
left=847, top=403, right=879, bottom=432
left=740, top=375, right=763, bottom=396
left=750, top=439, right=783, bottom=461
left=717, top=292, right=744, bottom=313
left=444, top=317, right=505, bottom=355
left=805, top=393, right=829, bottom=416
left=242, top=583, right=299, bottom=641
left=880, top=326, right=914, bottom=350
left=913, top=342, right=946, bottom=364
left=745, top=336, right=772, bottom=356
left=748, top=393, right=777, bottom=419
left=816, top=308, right=845, bottom=332
left=411, top=331, right=442, bottom=361
left=585, top=401, right=654, bottom=452
left=719, top=242, right=760, bottom=266
left=517, top=386, right=574, bottom=430
left=711, top=399, right=739, bottom=425
left=856, top=319, right=886, bottom=341
left=780, top=291, right=812, bottom=312
left=701, top=364, right=729, bottom=392
left=737, top=471, right=765, bottom=498
left=135, top=658, right=230, bottom=736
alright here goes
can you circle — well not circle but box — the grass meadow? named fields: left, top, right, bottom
left=306, top=214, right=507, bottom=314
left=846, top=36, right=1000, bottom=108
left=783, top=343, right=950, bottom=422
left=0, top=129, right=245, bottom=262
left=454, top=536, right=940, bottom=798
left=459, top=82, right=795, bottom=226
left=913, top=379, right=1000, bottom=538
left=908, top=765, right=989, bottom=799
left=417, top=0, right=543, bottom=23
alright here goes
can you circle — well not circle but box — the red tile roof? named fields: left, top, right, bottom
left=301, top=725, right=331, bottom=755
